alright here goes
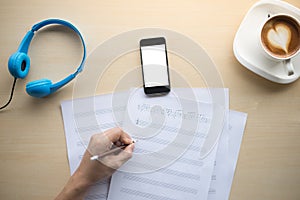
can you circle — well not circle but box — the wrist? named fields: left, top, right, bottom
left=55, top=171, right=90, bottom=200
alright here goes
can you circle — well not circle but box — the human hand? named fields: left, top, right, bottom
left=75, top=127, right=134, bottom=186
left=55, top=127, right=134, bottom=200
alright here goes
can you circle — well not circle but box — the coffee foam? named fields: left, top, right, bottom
left=261, top=16, right=300, bottom=58
left=267, top=23, right=291, bottom=53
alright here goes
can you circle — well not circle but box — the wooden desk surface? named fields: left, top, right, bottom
left=0, top=0, right=300, bottom=199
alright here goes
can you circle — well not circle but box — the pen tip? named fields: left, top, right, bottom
left=90, top=155, right=98, bottom=160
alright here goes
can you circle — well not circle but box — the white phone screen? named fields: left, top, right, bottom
left=141, top=44, right=169, bottom=88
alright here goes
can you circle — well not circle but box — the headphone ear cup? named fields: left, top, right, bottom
left=26, top=79, right=52, bottom=98
left=8, top=52, right=30, bottom=79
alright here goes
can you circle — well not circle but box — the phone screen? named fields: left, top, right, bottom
left=140, top=37, right=170, bottom=95
left=141, top=44, right=169, bottom=87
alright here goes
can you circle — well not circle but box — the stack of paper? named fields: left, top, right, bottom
left=61, top=88, right=247, bottom=200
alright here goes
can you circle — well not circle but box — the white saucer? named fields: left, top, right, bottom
left=233, top=0, right=300, bottom=84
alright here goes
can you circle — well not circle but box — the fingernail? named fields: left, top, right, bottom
left=130, top=143, right=135, bottom=149
left=125, top=138, right=132, bottom=143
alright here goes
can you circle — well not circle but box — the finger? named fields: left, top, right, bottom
left=124, top=143, right=135, bottom=153
left=101, top=144, right=134, bottom=169
left=119, top=131, right=132, bottom=144
left=113, top=140, right=122, bottom=147
left=88, top=133, right=112, bottom=154
left=116, top=143, right=135, bottom=162
left=104, top=127, right=123, bottom=142
left=114, top=146, right=134, bottom=168
left=104, top=127, right=132, bottom=144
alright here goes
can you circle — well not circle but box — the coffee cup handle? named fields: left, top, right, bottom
left=284, top=59, right=295, bottom=76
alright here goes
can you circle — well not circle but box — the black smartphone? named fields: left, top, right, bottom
left=140, top=37, right=170, bottom=95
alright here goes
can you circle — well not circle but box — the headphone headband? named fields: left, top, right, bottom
left=8, top=19, right=87, bottom=98
left=18, top=19, right=86, bottom=74
left=2, top=18, right=87, bottom=110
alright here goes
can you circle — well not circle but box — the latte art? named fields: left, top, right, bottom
left=267, top=23, right=291, bottom=53
left=261, top=15, right=300, bottom=58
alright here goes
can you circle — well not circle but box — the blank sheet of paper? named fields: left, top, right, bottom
left=208, top=110, right=247, bottom=200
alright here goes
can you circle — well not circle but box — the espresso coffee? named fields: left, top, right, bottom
left=261, top=15, right=300, bottom=58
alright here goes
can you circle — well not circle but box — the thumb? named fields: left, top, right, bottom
left=124, top=143, right=135, bottom=154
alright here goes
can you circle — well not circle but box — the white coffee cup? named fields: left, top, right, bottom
left=259, top=13, right=300, bottom=76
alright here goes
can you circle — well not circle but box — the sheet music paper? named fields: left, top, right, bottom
left=60, top=88, right=239, bottom=200
left=61, top=93, right=128, bottom=200
left=107, top=89, right=226, bottom=200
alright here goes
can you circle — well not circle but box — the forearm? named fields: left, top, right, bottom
left=55, top=128, right=134, bottom=200
left=55, top=171, right=90, bottom=200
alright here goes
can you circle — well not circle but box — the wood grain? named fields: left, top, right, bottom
left=0, top=0, right=299, bottom=199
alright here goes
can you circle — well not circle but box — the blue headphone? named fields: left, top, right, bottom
left=8, top=19, right=86, bottom=98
